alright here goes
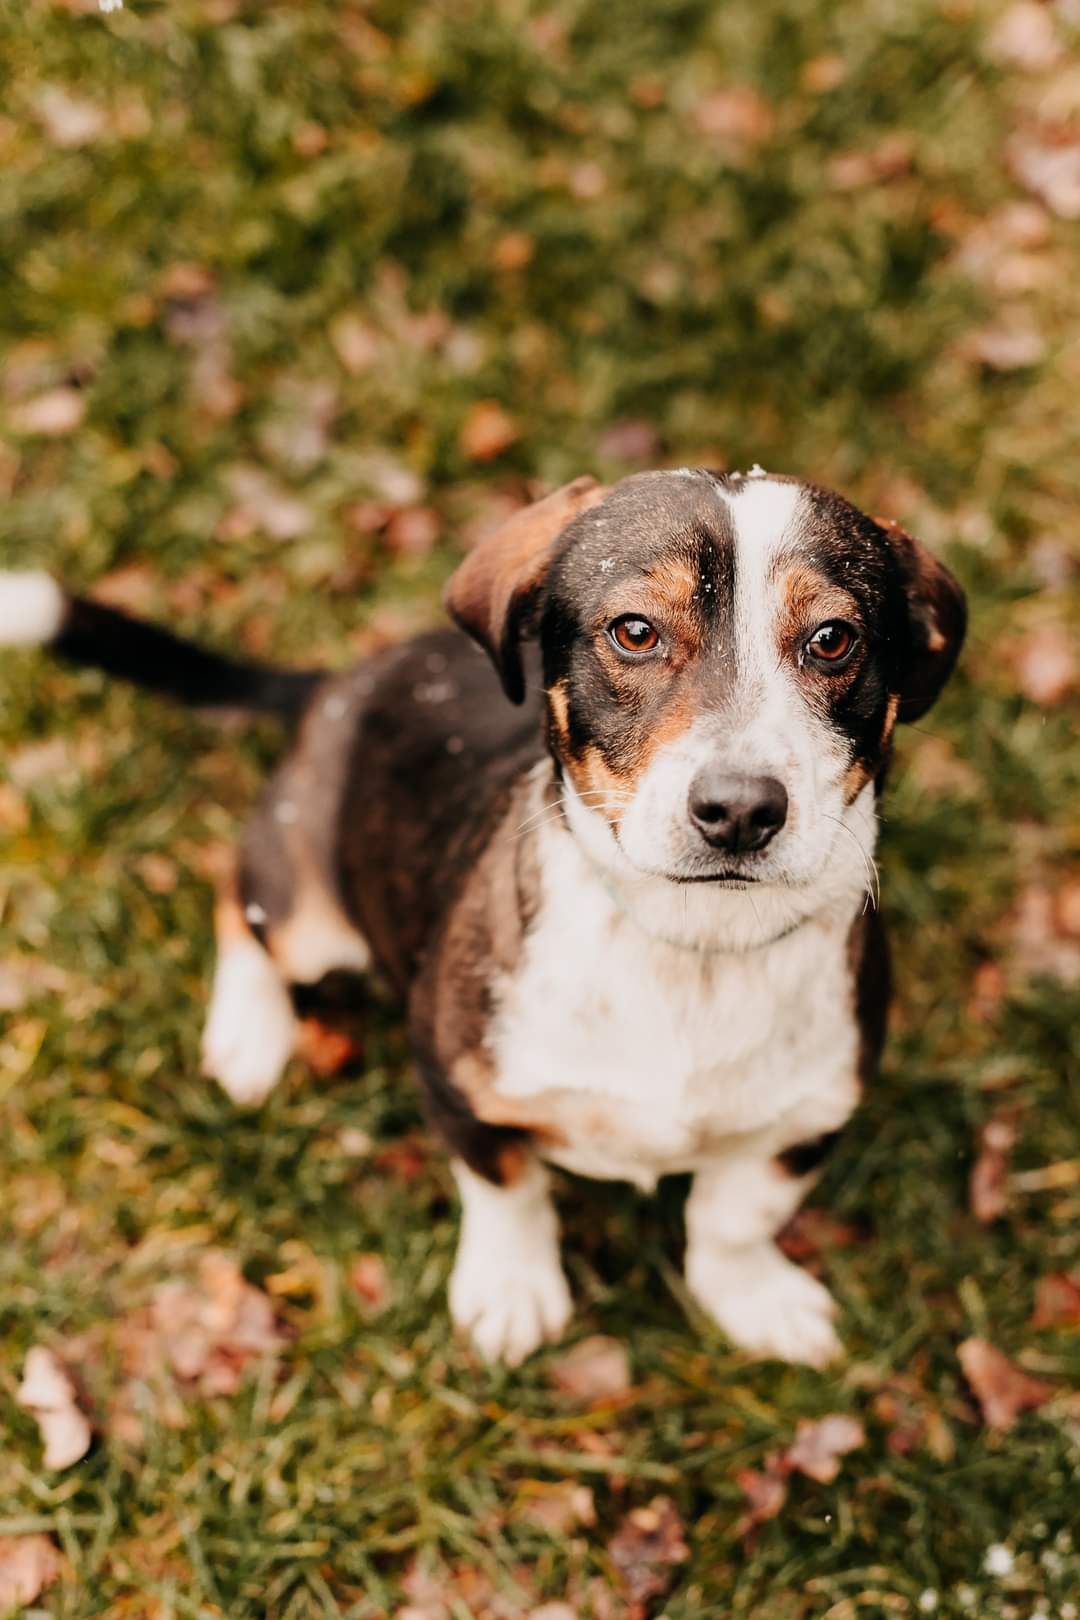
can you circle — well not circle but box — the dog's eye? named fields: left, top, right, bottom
left=805, top=621, right=857, bottom=666
left=609, top=615, right=660, bottom=654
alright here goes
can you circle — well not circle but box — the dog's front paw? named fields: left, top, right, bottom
left=687, top=1241, right=842, bottom=1369
left=201, top=940, right=296, bottom=1107
left=449, top=1248, right=573, bottom=1368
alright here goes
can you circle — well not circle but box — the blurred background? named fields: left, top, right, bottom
left=0, top=1, right=1077, bottom=1616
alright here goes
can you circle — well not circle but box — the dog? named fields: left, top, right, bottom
left=1, top=467, right=965, bottom=1368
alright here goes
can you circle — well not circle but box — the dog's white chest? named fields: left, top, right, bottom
left=488, top=832, right=860, bottom=1189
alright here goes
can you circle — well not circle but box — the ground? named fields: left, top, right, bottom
left=1, top=1, right=1078, bottom=1616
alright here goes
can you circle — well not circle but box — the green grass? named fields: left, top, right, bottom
left=1, top=1, right=1078, bottom=1615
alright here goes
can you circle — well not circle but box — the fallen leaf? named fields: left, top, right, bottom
left=16, top=1346, right=93, bottom=1469
left=970, top=1110, right=1020, bottom=1223
left=219, top=464, right=312, bottom=542
left=1005, top=882, right=1080, bottom=984
left=549, top=1335, right=632, bottom=1403
left=330, top=311, right=381, bottom=373
left=136, top=852, right=179, bottom=895
left=801, top=55, right=847, bottom=93
left=958, top=1336, right=1055, bottom=1430
left=570, top=161, right=607, bottom=199
left=963, top=321, right=1045, bottom=370
left=967, top=959, right=1006, bottom=1022
left=374, top=1136, right=430, bottom=1182
left=692, top=87, right=775, bottom=145
left=460, top=400, right=518, bottom=461
left=348, top=1253, right=392, bottom=1312
left=597, top=419, right=660, bottom=463
left=0, top=1534, right=62, bottom=1609
left=778, top=1207, right=861, bottom=1261
left=385, top=506, right=440, bottom=557
left=1009, top=133, right=1080, bottom=219
left=1030, top=1272, right=1080, bottom=1329
left=491, top=231, right=534, bottom=270
left=295, top=1016, right=363, bottom=1076
left=35, top=85, right=107, bottom=146
left=734, top=1463, right=787, bottom=1535
left=125, top=1252, right=287, bottom=1398
left=988, top=2, right=1064, bottom=71
left=607, top=1496, right=689, bottom=1618
left=10, top=386, right=86, bottom=436
left=784, top=1414, right=866, bottom=1483
left=1011, top=622, right=1075, bottom=705
left=516, top=1481, right=596, bottom=1535
left=829, top=134, right=913, bottom=189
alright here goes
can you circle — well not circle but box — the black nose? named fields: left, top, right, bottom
left=687, top=769, right=789, bottom=854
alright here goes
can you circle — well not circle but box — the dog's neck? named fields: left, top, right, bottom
left=534, top=763, right=877, bottom=956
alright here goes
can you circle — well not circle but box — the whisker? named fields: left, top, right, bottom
left=822, top=812, right=880, bottom=910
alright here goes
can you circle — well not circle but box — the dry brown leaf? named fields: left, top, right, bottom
left=348, top=1253, right=392, bottom=1313
left=0, top=1534, right=62, bottom=1609
left=570, top=161, right=608, bottom=200
left=778, top=1207, right=861, bottom=1262
left=548, top=1335, right=632, bottom=1404
left=829, top=134, right=913, bottom=189
left=16, top=1346, right=93, bottom=1469
left=515, top=1481, right=596, bottom=1535
left=1030, top=1272, right=1080, bottom=1329
left=295, top=1016, right=363, bottom=1076
left=988, top=2, right=1064, bottom=70
left=784, top=1414, right=866, bottom=1483
left=329, top=311, right=381, bottom=373
left=958, top=1336, right=1055, bottom=1430
left=970, top=1110, right=1020, bottom=1223
left=1009, top=133, right=1080, bottom=218
left=491, top=231, right=535, bottom=271
left=1011, top=622, right=1075, bottom=705
left=460, top=400, right=518, bottom=461
left=801, top=55, right=847, bottom=93
left=734, top=1463, right=788, bottom=1535
left=607, top=1496, right=689, bottom=1618
left=219, top=464, right=311, bottom=542
left=597, top=419, right=660, bottom=463
left=374, top=1136, right=430, bottom=1182
left=692, top=87, right=775, bottom=145
left=385, top=506, right=440, bottom=557
left=10, top=386, right=86, bottom=436
left=1006, top=882, right=1080, bottom=985
left=963, top=321, right=1045, bottom=370
left=36, top=86, right=107, bottom=146
left=124, top=1252, right=287, bottom=1399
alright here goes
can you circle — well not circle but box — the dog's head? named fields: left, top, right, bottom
left=445, top=469, right=965, bottom=889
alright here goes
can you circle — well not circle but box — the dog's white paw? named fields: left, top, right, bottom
left=687, top=1241, right=842, bottom=1368
left=201, top=938, right=296, bottom=1107
left=449, top=1246, right=573, bottom=1367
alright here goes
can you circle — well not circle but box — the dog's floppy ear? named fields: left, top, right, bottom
left=444, top=476, right=607, bottom=703
left=876, top=517, right=966, bottom=722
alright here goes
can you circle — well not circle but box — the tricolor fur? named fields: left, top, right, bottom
left=2, top=468, right=964, bottom=1368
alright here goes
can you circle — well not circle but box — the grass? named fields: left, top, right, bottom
left=1, top=0, right=1078, bottom=1615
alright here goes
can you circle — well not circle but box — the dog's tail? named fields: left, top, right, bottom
left=0, top=570, right=324, bottom=724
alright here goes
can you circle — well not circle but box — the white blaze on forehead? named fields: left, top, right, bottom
left=722, top=479, right=804, bottom=688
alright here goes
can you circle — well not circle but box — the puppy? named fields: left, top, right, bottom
left=1, top=468, right=965, bottom=1368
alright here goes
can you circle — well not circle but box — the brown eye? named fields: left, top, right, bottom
left=806, top=621, right=857, bottom=665
left=609, top=615, right=660, bottom=654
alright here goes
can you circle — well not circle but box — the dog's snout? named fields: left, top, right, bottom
left=687, top=769, right=788, bottom=854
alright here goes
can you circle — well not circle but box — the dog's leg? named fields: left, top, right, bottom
left=448, top=1157, right=573, bottom=1367
left=202, top=891, right=297, bottom=1107
left=684, top=1154, right=841, bottom=1368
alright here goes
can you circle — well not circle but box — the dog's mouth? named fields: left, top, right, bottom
left=611, top=834, right=769, bottom=889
